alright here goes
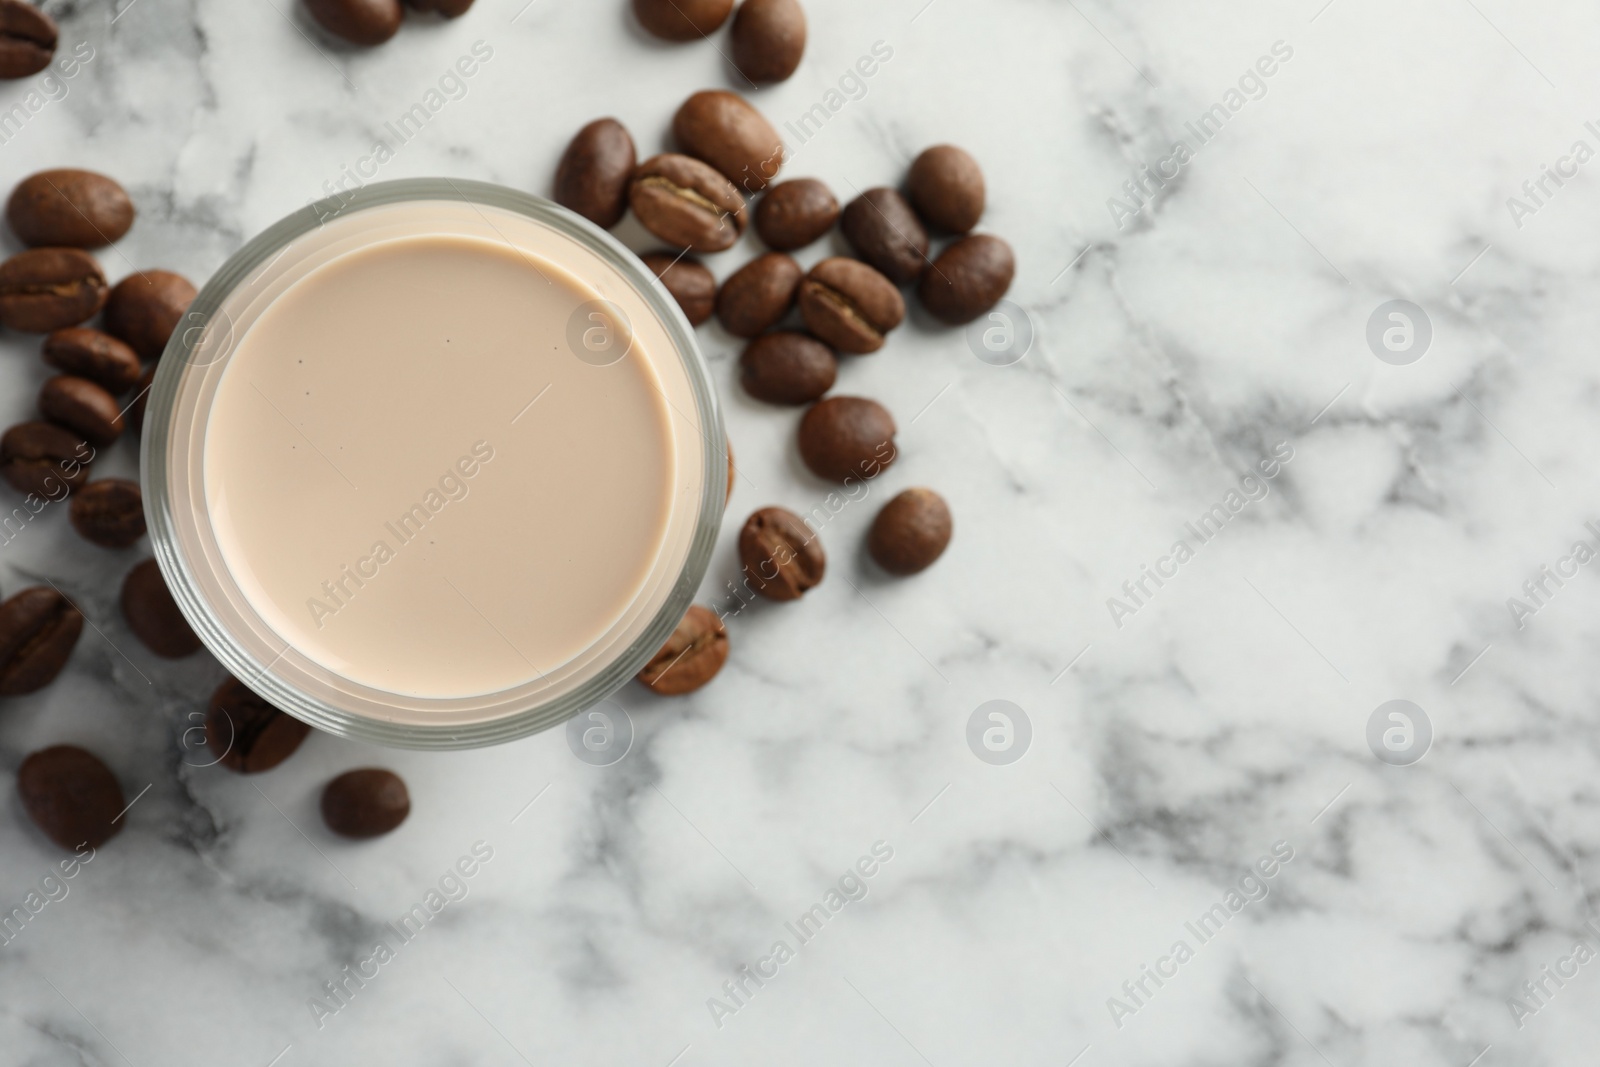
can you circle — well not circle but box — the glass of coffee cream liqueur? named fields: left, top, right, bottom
left=142, top=179, right=725, bottom=749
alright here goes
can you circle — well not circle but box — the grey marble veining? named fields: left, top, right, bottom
left=1, top=0, right=1598, bottom=1064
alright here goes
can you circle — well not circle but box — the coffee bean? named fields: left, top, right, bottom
left=797, top=258, right=904, bottom=354
left=405, top=0, right=473, bottom=14
left=641, top=252, right=716, bottom=326
left=43, top=328, right=142, bottom=394
left=672, top=90, right=785, bottom=193
left=129, top=365, right=155, bottom=435
left=716, top=252, right=800, bottom=337
left=104, top=270, right=196, bottom=360
left=739, top=506, right=824, bottom=601
left=798, top=396, right=897, bottom=482
left=39, top=375, right=123, bottom=447
left=637, top=605, right=729, bottom=694
left=731, top=0, right=806, bottom=83
left=725, top=438, right=735, bottom=507
left=69, top=479, right=144, bottom=549
left=907, top=145, right=985, bottom=234
left=207, top=676, right=313, bottom=774
left=739, top=331, right=836, bottom=405
left=0, top=0, right=56, bottom=79
left=841, top=188, right=929, bottom=285
left=0, top=421, right=90, bottom=496
left=304, top=0, right=403, bottom=45
left=633, top=0, right=732, bottom=41
left=754, top=178, right=838, bottom=251
left=322, top=768, right=410, bottom=838
left=0, top=587, right=82, bottom=696
left=554, top=118, right=637, bottom=229
left=0, top=248, right=108, bottom=333
left=869, top=489, right=952, bottom=575
left=630, top=154, right=748, bottom=253
left=18, top=746, right=122, bottom=850
left=918, top=234, right=1015, bottom=325
left=121, top=558, right=200, bottom=658
left=8, top=170, right=135, bottom=249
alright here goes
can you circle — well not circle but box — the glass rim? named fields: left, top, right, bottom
left=140, top=177, right=726, bottom=750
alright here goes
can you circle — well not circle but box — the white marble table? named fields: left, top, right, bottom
left=1, top=0, right=1597, bottom=1064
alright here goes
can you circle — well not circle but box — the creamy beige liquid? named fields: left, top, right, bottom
left=203, top=234, right=674, bottom=698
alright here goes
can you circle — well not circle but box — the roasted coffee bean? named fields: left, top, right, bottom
left=8, top=170, right=135, bottom=249
left=739, top=506, right=824, bottom=601
left=18, top=746, right=122, bottom=850
left=637, top=605, right=729, bottom=694
left=121, top=558, right=200, bottom=658
left=841, top=188, right=929, bottom=285
left=731, top=0, right=806, bottom=83
left=672, top=90, right=784, bottom=193
left=69, top=479, right=144, bottom=549
left=798, top=396, right=897, bottom=482
left=907, top=145, right=985, bottom=234
left=630, top=154, right=748, bottom=253
left=322, top=768, right=410, bottom=838
left=0, top=0, right=56, bottom=79
left=0, top=248, right=108, bottom=333
left=43, top=328, right=142, bottom=393
left=554, top=118, right=637, bottom=229
left=633, top=0, right=732, bottom=41
left=716, top=252, right=800, bottom=338
left=0, top=421, right=90, bottom=495
left=918, top=234, right=1015, bottom=325
left=725, top=438, right=735, bottom=507
left=739, top=331, right=835, bottom=405
left=754, top=178, right=838, bottom=251
left=0, top=587, right=82, bottom=696
left=129, top=364, right=155, bottom=435
left=641, top=252, right=716, bottom=326
left=797, top=258, right=904, bottom=354
left=207, top=676, right=313, bottom=774
left=104, top=270, right=196, bottom=360
left=39, top=375, right=123, bottom=447
left=405, top=0, right=473, bottom=15
left=304, top=0, right=403, bottom=46
left=869, top=488, right=952, bottom=575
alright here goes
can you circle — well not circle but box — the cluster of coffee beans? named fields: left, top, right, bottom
left=0, top=168, right=191, bottom=561
left=204, top=678, right=410, bottom=840
left=0, top=171, right=412, bottom=851
left=0, top=0, right=57, bottom=80
left=634, top=0, right=807, bottom=85
left=304, top=0, right=474, bottom=48
left=553, top=6, right=1001, bottom=697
